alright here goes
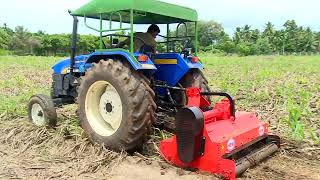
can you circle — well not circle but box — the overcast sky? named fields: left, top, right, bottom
left=0, top=0, right=319, bottom=35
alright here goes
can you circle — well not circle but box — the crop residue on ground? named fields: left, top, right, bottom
left=0, top=55, right=319, bottom=179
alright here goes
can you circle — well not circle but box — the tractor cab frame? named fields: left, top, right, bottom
left=68, top=0, right=200, bottom=73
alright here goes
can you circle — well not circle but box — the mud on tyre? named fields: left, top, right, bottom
left=77, top=59, right=156, bottom=151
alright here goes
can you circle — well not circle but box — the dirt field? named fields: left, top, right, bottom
left=0, top=55, right=319, bottom=179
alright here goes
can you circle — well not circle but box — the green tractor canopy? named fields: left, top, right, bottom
left=71, top=0, right=198, bottom=24
left=70, top=0, right=199, bottom=53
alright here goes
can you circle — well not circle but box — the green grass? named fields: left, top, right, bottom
left=0, top=55, right=319, bottom=144
left=200, top=55, right=320, bottom=143
left=0, top=56, right=59, bottom=117
left=0, top=49, right=10, bottom=56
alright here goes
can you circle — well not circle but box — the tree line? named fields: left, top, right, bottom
left=0, top=24, right=100, bottom=56
left=0, top=20, right=319, bottom=56
left=206, top=20, right=320, bottom=56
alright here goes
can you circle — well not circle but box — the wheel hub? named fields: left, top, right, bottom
left=85, top=81, right=123, bottom=137
left=105, top=103, right=113, bottom=113
left=31, top=103, right=46, bottom=126
left=37, top=111, right=43, bottom=117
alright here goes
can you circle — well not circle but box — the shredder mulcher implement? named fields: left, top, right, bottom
left=27, top=0, right=280, bottom=179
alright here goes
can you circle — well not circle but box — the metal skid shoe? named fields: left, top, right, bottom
left=159, top=88, right=280, bottom=180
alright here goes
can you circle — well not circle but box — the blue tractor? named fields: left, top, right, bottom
left=27, top=0, right=211, bottom=151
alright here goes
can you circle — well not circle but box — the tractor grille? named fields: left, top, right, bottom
left=175, top=107, right=204, bottom=163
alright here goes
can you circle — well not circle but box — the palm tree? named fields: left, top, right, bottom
left=303, top=27, right=317, bottom=52
left=315, top=32, right=320, bottom=52
left=283, top=20, right=299, bottom=52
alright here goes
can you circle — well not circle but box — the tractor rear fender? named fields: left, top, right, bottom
left=85, top=49, right=157, bottom=71
left=51, top=49, right=157, bottom=99
left=52, top=49, right=157, bottom=75
left=153, top=53, right=203, bottom=87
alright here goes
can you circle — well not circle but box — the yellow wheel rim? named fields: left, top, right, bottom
left=31, top=103, right=46, bottom=126
left=85, top=81, right=123, bottom=136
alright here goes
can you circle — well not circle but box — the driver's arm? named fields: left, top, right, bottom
left=114, top=38, right=130, bottom=48
left=151, top=40, right=157, bottom=53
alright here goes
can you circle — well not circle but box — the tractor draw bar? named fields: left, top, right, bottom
left=154, top=84, right=236, bottom=117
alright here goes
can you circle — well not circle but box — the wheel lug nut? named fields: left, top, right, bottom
left=38, top=111, right=43, bottom=117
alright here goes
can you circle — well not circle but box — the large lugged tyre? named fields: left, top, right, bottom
left=77, top=59, right=156, bottom=151
left=180, top=69, right=211, bottom=102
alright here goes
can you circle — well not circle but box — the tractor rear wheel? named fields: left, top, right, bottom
left=77, top=59, right=156, bottom=151
left=164, top=69, right=211, bottom=132
left=179, top=69, right=211, bottom=103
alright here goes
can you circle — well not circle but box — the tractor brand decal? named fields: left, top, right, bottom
left=259, top=125, right=265, bottom=136
left=227, top=139, right=236, bottom=152
left=154, top=59, right=177, bottom=65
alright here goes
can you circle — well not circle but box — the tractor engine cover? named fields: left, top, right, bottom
left=175, top=107, right=204, bottom=163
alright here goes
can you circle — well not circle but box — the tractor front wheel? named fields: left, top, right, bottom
left=77, top=59, right=156, bottom=151
left=27, top=94, right=57, bottom=127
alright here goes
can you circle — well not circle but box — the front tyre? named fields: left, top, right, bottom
left=77, top=59, right=156, bottom=151
left=27, top=94, right=57, bottom=127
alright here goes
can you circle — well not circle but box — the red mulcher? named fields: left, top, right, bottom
left=160, top=88, right=280, bottom=180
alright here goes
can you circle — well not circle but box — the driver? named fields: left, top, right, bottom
left=115, top=24, right=160, bottom=53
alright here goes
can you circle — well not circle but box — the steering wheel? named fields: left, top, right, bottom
left=179, top=38, right=193, bottom=58
left=102, top=34, right=153, bottom=54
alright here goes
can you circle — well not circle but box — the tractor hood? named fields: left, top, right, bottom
left=52, top=55, right=90, bottom=74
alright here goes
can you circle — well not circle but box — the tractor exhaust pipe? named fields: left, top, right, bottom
left=70, top=15, right=78, bottom=74
left=235, top=143, right=279, bottom=176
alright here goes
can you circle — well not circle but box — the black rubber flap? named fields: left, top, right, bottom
left=175, top=107, right=204, bottom=163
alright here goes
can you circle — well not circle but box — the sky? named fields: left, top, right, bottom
left=0, top=0, right=319, bottom=35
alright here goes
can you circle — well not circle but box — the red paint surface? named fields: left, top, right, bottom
left=160, top=88, right=269, bottom=180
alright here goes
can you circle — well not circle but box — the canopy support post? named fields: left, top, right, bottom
left=130, top=9, right=134, bottom=53
left=99, top=14, right=103, bottom=49
left=195, top=21, right=198, bottom=55
left=166, top=24, right=169, bottom=52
